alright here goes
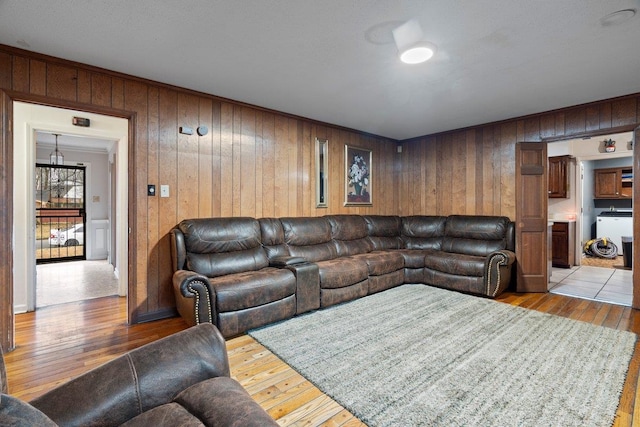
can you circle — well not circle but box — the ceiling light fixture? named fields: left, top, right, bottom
left=50, top=133, right=64, bottom=165
left=399, top=42, right=436, bottom=64
left=392, top=19, right=437, bottom=65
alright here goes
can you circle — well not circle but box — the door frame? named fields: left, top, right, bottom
left=0, top=90, right=136, bottom=351
left=539, top=124, right=639, bottom=308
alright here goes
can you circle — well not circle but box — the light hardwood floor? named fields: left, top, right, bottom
left=4, top=291, right=640, bottom=426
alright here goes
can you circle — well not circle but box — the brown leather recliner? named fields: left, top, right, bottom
left=0, top=323, right=278, bottom=426
left=171, top=217, right=299, bottom=337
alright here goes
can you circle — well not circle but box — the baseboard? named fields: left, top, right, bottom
left=132, top=307, right=179, bottom=324
left=13, top=304, right=28, bottom=314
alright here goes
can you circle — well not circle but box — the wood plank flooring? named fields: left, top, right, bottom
left=4, top=290, right=640, bottom=426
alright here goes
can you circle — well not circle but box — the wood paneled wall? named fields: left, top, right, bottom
left=1, top=45, right=639, bottom=334
left=0, top=45, right=399, bottom=327
left=398, top=97, right=640, bottom=218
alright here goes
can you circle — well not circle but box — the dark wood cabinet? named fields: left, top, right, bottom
left=551, top=221, right=575, bottom=268
left=594, top=167, right=633, bottom=199
left=548, top=156, right=570, bottom=198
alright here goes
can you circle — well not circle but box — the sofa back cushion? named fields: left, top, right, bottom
left=401, top=216, right=447, bottom=250
left=280, top=217, right=337, bottom=262
left=363, top=215, right=402, bottom=250
left=326, top=215, right=373, bottom=256
left=258, top=218, right=290, bottom=260
left=442, top=215, right=512, bottom=256
left=178, top=217, right=268, bottom=277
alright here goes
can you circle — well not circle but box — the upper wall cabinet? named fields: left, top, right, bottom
left=594, top=167, right=633, bottom=199
left=548, top=156, right=570, bottom=198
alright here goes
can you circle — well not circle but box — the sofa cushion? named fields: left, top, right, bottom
left=316, top=258, right=369, bottom=289
left=179, top=218, right=269, bottom=277
left=258, top=218, right=290, bottom=260
left=401, top=216, right=446, bottom=250
left=443, top=215, right=511, bottom=256
left=399, top=249, right=429, bottom=268
left=326, top=215, right=373, bottom=256
left=173, top=377, right=279, bottom=427
left=352, top=251, right=404, bottom=276
left=423, top=249, right=485, bottom=277
left=363, top=215, right=402, bottom=250
left=211, top=268, right=296, bottom=312
left=281, top=217, right=337, bottom=262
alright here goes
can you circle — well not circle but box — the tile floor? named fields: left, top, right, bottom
left=36, top=260, right=119, bottom=307
left=549, top=264, right=633, bottom=306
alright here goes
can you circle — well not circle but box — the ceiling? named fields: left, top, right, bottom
left=1, top=1, right=639, bottom=141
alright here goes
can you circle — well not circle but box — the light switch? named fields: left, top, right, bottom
left=160, top=185, right=170, bottom=198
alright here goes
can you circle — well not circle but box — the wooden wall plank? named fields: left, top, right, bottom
left=274, top=115, right=289, bottom=217
left=481, top=127, right=495, bottom=215
left=255, top=112, right=264, bottom=217
left=0, top=52, right=11, bottom=89
left=76, top=70, right=91, bottom=104
left=124, top=80, right=151, bottom=309
left=211, top=101, right=222, bottom=217
left=176, top=93, right=200, bottom=221
left=198, top=97, right=213, bottom=218
left=146, top=86, right=160, bottom=314
left=91, top=73, right=112, bottom=107
left=240, top=106, right=256, bottom=217
left=612, top=98, right=638, bottom=127
left=155, top=87, right=178, bottom=315
left=220, top=102, right=234, bottom=217
left=29, top=60, right=46, bottom=95
left=46, top=63, right=77, bottom=101
left=301, top=121, right=312, bottom=217
left=261, top=112, right=275, bottom=218
left=564, top=108, right=586, bottom=135
left=465, top=130, right=476, bottom=215
left=111, top=77, right=124, bottom=109
left=451, top=132, right=466, bottom=214
left=11, top=56, right=28, bottom=92
left=232, top=105, right=242, bottom=216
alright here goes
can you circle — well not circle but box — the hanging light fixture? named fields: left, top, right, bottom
left=50, top=133, right=64, bottom=165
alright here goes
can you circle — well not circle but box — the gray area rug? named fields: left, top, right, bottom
left=249, top=284, right=637, bottom=426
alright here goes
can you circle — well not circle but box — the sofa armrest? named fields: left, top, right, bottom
left=30, top=324, right=230, bottom=427
left=484, top=250, right=516, bottom=297
left=173, top=270, right=217, bottom=326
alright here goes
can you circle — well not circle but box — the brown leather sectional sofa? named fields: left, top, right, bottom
left=171, top=214, right=516, bottom=338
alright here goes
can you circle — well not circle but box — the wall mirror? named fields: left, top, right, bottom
left=315, top=138, right=328, bottom=207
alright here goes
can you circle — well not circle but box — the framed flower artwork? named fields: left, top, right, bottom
left=344, top=145, right=372, bottom=206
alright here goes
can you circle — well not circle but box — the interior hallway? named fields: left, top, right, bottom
left=36, top=260, right=119, bottom=308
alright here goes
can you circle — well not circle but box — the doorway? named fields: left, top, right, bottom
left=547, top=132, right=634, bottom=306
left=12, top=102, right=129, bottom=315
left=35, top=162, right=87, bottom=263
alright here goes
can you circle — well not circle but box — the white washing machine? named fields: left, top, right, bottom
left=596, top=211, right=633, bottom=255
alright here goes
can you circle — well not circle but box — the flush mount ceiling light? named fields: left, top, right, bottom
left=398, top=42, right=436, bottom=64
left=392, top=19, right=437, bottom=65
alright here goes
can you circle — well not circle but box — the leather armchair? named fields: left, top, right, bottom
left=1, top=323, right=278, bottom=427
